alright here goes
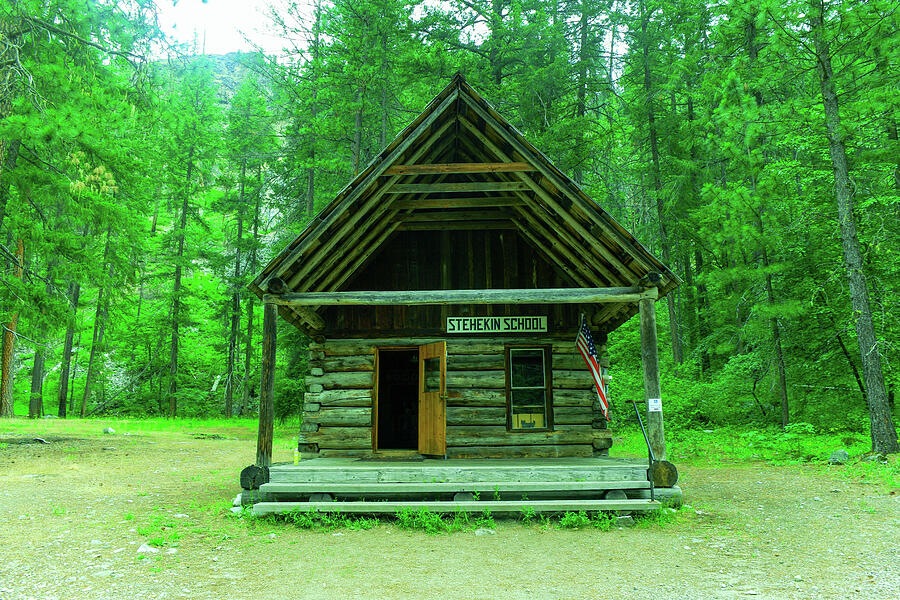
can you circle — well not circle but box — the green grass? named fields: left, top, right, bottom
left=0, top=416, right=301, bottom=447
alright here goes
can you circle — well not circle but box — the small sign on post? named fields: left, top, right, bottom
left=648, top=397, right=662, bottom=412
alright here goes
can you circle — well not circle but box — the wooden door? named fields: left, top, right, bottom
left=417, top=341, right=447, bottom=456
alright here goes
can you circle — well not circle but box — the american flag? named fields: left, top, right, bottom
left=576, top=314, right=609, bottom=421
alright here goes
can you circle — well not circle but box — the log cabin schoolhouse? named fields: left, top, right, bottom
left=244, top=74, right=681, bottom=514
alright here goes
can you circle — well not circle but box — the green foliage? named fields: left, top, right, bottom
left=395, top=508, right=451, bottom=534
left=282, top=508, right=377, bottom=532
left=558, top=511, right=591, bottom=529
left=0, top=0, right=897, bottom=452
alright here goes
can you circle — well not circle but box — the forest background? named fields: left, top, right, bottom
left=0, top=0, right=897, bottom=453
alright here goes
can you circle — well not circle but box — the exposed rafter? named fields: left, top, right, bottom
left=249, top=74, right=681, bottom=336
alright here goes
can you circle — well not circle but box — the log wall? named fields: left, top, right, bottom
left=299, top=336, right=613, bottom=459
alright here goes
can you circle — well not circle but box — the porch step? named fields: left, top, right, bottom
left=259, top=479, right=649, bottom=500
left=252, top=498, right=661, bottom=516
left=268, top=459, right=647, bottom=484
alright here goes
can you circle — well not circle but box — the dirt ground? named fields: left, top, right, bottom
left=1, top=422, right=898, bottom=600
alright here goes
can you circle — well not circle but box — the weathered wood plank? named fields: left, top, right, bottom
left=252, top=498, right=661, bottom=516
left=384, top=162, right=534, bottom=175
left=447, top=354, right=505, bottom=371
left=399, top=220, right=516, bottom=231
left=402, top=210, right=510, bottom=222
left=446, top=425, right=595, bottom=446
left=446, top=444, right=593, bottom=459
left=446, top=370, right=505, bottom=389
left=265, top=287, right=655, bottom=307
left=552, top=390, right=594, bottom=407
left=386, top=182, right=531, bottom=194
left=305, top=407, right=372, bottom=427
left=311, top=338, right=578, bottom=355
left=393, top=196, right=523, bottom=209
left=553, top=406, right=594, bottom=425
left=304, top=389, right=372, bottom=407
left=300, top=426, right=371, bottom=449
left=256, top=303, right=277, bottom=467
left=552, top=370, right=595, bottom=389
left=314, top=355, right=375, bottom=372
left=446, top=406, right=506, bottom=426
left=261, top=480, right=650, bottom=495
left=305, top=372, right=373, bottom=390
left=446, top=388, right=507, bottom=407
left=640, top=297, right=667, bottom=461
left=550, top=354, right=589, bottom=370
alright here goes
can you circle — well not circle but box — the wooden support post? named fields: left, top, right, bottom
left=639, top=297, right=666, bottom=461
left=256, top=302, right=277, bottom=467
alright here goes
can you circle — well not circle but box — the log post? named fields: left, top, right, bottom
left=256, top=302, right=277, bottom=467
left=639, top=297, right=666, bottom=461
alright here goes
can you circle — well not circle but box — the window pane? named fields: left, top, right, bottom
left=510, top=389, right=546, bottom=429
left=423, top=357, right=440, bottom=392
left=510, top=349, right=544, bottom=388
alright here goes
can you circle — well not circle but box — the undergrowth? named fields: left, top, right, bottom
left=258, top=506, right=668, bottom=533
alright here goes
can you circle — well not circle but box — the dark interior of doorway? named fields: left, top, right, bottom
left=377, top=349, right=418, bottom=450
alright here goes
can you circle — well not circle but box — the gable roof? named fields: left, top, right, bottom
left=250, top=74, right=680, bottom=334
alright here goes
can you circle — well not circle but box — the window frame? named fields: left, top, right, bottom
left=504, top=344, right=554, bottom=432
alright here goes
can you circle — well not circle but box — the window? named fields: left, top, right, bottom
left=506, top=346, right=552, bottom=431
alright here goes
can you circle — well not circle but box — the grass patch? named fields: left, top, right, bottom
left=279, top=508, right=377, bottom=532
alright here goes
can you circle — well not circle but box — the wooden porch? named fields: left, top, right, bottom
left=248, top=457, right=681, bottom=516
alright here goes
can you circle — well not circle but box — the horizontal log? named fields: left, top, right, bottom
left=446, top=370, right=505, bottom=389
left=304, top=389, right=372, bottom=407
left=264, top=287, right=657, bottom=307
left=553, top=406, right=593, bottom=425
left=392, top=196, right=523, bottom=209
left=550, top=354, right=592, bottom=370
left=312, top=355, right=375, bottom=372
left=447, top=406, right=507, bottom=426
left=305, top=372, right=373, bottom=390
left=402, top=210, right=510, bottom=223
left=398, top=220, right=516, bottom=231
left=448, top=354, right=505, bottom=371
left=552, top=390, right=594, bottom=407
left=300, top=426, right=371, bottom=449
left=446, top=425, right=595, bottom=446
left=311, top=338, right=576, bottom=356
left=304, top=407, right=372, bottom=427
left=383, top=162, right=534, bottom=175
left=553, top=370, right=595, bottom=389
left=446, top=444, right=594, bottom=459
left=386, top=181, right=531, bottom=193
left=447, top=388, right=507, bottom=407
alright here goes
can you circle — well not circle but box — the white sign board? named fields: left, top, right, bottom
left=446, top=316, right=547, bottom=334
left=648, top=397, right=662, bottom=412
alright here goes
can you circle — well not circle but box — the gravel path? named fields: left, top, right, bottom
left=0, top=427, right=897, bottom=599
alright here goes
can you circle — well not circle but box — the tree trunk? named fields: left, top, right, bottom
left=639, top=0, right=682, bottom=365
left=28, top=346, right=44, bottom=418
left=225, top=160, right=246, bottom=418
left=241, top=166, right=262, bottom=415
left=57, top=281, right=80, bottom=417
left=763, top=248, right=789, bottom=428
left=0, top=238, right=23, bottom=416
left=809, top=0, right=899, bottom=454
left=169, top=147, right=194, bottom=418
left=80, top=229, right=111, bottom=417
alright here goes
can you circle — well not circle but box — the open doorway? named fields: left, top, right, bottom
left=376, top=349, right=418, bottom=450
